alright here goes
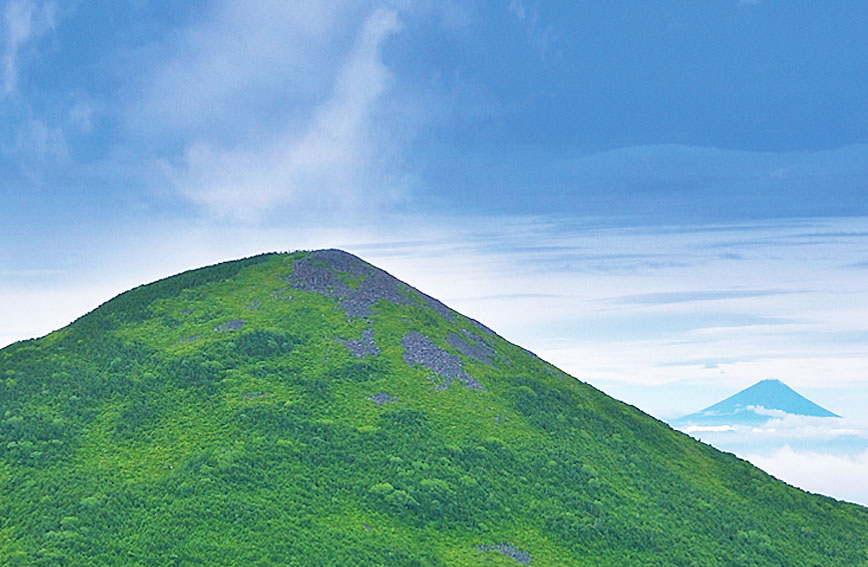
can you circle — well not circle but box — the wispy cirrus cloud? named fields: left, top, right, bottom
left=1, top=0, right=56, bottom=96
left=0, top=1, right=80, bottom=187
left=609, top=289, right=792, bottom=306
left=171, top=7, right=406, bottom=221
left=126, top=2, right=361, bottom=141
left=121, top=2, right=410, bottom=222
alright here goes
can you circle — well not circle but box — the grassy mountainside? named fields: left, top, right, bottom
left=1, top=250, right=866, bottom=566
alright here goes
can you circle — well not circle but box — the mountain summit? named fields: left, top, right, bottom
left=1, top=250, right=866, bottom=566
left=674, top=379, right=840, bottom=427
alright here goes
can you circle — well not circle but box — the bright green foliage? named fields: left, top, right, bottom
left=1, top=250, right=867, bottom=566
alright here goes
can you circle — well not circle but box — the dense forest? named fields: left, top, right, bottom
left=2, top=250, right=867, bottom=566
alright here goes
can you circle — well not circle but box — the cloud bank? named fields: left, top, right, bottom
left=747, top=447, right=868, bottom=507
left=676, top=410, right=868, bottom=506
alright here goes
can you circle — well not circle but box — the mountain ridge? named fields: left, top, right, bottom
left=1, top=250, right=867, bottom=566
left=674, top=378, right=840, bottom=428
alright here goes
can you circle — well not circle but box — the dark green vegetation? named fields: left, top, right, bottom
left=2, top=250, right=867, bottom=566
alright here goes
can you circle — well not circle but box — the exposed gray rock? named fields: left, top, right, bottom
left=402, top=331, right=486, bottom=391
left=282, top=250, right=467, bottom=324
left=177, top=334, right=201, bottom=344
left=337, top=327, right=380, bottom=358
left=478, top=543, right=532, bottom=564
left=245, top=299, right=261, bottom=310
left=446, top=330, right=496, bottom=366
left=214, top=319, right=245, bottom=332
left=306, top=248, right=367, bottom=273
left=242, top=391, right=268, bottom=399
left=367, top=392, right=398, bottom=405
left=282, top=250, right=412, bottom=318
left=422, top=295, right=456, bottom=321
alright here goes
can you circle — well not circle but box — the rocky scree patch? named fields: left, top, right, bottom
left=367, top=392, right=399, bottom=405
left=446, top=330, right=496, bottom=366
left=478, top=543, right=532, bottom=564
left=336, top=327, right=380, bottom=358
left=281, top=250, right=413, bottom=318
left=402, top=331, right=486, bottom=391
left=282, top=249, right=460, bottom=322
left=214, top=319, right=245, bottom=332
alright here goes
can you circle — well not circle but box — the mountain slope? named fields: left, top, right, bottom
left=674, top=379, right=840, bottom=427
left=1, top=250, right=867, bottom=566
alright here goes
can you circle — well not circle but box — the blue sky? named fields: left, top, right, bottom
left=2, top=1, right=868, bottom=504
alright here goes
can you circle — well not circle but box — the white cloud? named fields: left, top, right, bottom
left=0, top=1, right=71, bottom=179
left=127, top=2, right=359, bottom=139
left=680, top=414, right=868, bottom=442
left=129, top=2, right=409, bottom=221
left=747, top=405, right=789, bottom=418
left=682, top=425, right=735, bottom=433
left=1, top=0, right=56, bottom=95
left=747, top=447, right=868, bottom=507
left=673, top=408, right=868, bottom=506
left=175, top=7, right=403, bottom=220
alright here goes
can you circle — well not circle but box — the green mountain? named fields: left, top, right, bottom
left=674, top=379, right=841, bottom=427
left=1, top=250, right=866, bottom=566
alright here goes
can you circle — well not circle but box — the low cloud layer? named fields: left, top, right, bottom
left=747, top=447, right=868, bottom=507
left=676, top=412, right=868, bottom=506
left=681, top=414, right=868, bottom=447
